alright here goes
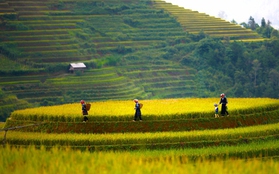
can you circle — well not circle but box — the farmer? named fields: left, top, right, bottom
left=133, top=99, right=142, bottom=122
left=80, top=100, right=89, bottom=122
left=219, top=93, right=229, bottom=117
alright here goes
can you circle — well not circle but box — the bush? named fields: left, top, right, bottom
left=49, top=2, right=66, bottom=10
left=2, top=13, right=17, bottom=20
left=123, top=17, right=140, bottom=27
left=105, top=55, right=121, bottom=66
left=75, top=32, right=88, bottom=40
left=46, top=63, right=68, bottom=73
left=6, top=23, right=29, bottom=30
left=0, top=43, right=22, bottom=59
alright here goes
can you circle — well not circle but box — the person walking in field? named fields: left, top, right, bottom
left=214, top=103, right=219, bottom=118
left=80, top=100, right=89, bottom=122
left=219, top=93, right=229, bottom=117
left=133, top=99, right=142, bottom=122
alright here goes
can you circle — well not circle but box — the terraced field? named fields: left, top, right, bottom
left=0, top=0, right=194, bottom=104
left=1, top=67, right=151, bottom=103
left=2, top=98, right=279, bottom=173
left=0, top=0, right=265, bottom=111
left=0, top=0, right=187, bottom=63
left=153, top=0, right=265, bottom=42
left=2, top=98, right=279, bottom=153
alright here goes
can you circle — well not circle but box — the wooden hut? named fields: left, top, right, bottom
left=69, top=63, right=86, bottom=73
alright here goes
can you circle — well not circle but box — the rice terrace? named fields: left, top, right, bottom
left=2, top=98, right=279, bottom=173
left=1, top=0, right=279, bottom=173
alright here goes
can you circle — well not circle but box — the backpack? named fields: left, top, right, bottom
left=139, top=103, right=143, bottom=109
left=86, top=103, right=91, bottom=111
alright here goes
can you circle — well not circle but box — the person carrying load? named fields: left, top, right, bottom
left=80, top=100, right=90, bottom=122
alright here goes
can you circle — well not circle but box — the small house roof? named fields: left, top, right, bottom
left=69, top=63, right=86, bottom=69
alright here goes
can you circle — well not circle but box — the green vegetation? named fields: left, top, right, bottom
left=0, top=89, right=30, bottom=121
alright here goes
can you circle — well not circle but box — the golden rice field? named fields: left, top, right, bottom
left=10, top=98, right=279, bottom=118
left=0, top=145, right=278, bottom=174
left=0, top=122, right=5, bottom=129
left=2, top=98, right=279, bottom=173
left=3, top=122, right=279, bottom=146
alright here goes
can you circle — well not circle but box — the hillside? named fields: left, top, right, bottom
left=0, top=0, right=269, bottom=121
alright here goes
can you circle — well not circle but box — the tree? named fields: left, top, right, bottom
left=233, top=83, right=244, bottom=97
left=271, top=29, right=279, bottom=38
left=234, top=70, right=248, bottom=85
left=261, top=18, right=266, bottom=27
left=267, top=37, right=279, bottom=57
left=195, top=38, right=226, bottom=67
left=231, top=19, right=238, bottom=25
left=248, top=16, right=256, bottom=30
left=266, top=20, right=272, bottom=38
left=267, top=20, right=272, bottom=27
left=251, top=59, right=261, bottom=87
left=269, top=69, right=279, bottom=87
left=229, top=41, right=245, bottom=66
left=240, top=22, right=248, bottom=28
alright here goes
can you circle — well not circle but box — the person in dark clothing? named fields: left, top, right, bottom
left=219, top=93, right=229, bottom=116
left=81, top=100, right=89, bottom=122
left=133, top=99, right=142, bottom=122
left=225, top=105, right=229, bottom=116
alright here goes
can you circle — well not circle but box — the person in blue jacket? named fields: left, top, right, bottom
left=133, top=99, right=142, bottom=122
left=219, top=93, right=229, bottom=117
left=214, top=103, right=219, bottom=118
